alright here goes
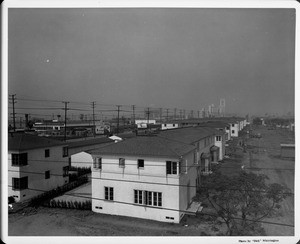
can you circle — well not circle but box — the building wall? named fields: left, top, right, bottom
left=161, top=123, right=179, bottom=130
left=179, top=150, right=197, bottom=218
left=91, top=154, right=196, bottom=223
left=71, top=152, right=93, bottom=168
left=230, top=123, right=239, bottom=137
left=214, top=134, right=225, bottom=161
left=8, top=145, right=69, bottom=202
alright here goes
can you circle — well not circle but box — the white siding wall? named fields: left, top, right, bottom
left=8, top=146, right=69, bottom=202
left=230, top=123, right=239, bottom=137
left=161, top=123, right=179, bottom=130
left=91, top=155, right=194, bottom=223
left=71, top=152, right=93, bottom=168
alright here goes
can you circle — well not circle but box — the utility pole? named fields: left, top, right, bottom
left=91, top=101, right=96, bottom=137
left=146, top=107, right=150, bottom=124
left=159, top=108, right=162, bottom=123
left=63, top=101, right=69, bottom=141
left=132, top=105, right=135, bottom=125
left=116, top=105, right=121, bottom=134
left=166, top=109, right=169, bottom=122
left=9, top=94, right=16, bottom=131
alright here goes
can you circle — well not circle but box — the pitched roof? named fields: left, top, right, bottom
left=8, top=133, right=67, bottom=151
left=89, top=136, right=195, bottom=158
left=158, top=127, right=217, bottom=144
left=67, top=137, right=113, bottom=148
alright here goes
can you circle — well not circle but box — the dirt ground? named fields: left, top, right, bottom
left=244, top=126, right=294, bottom=236
left=221, top=126, right=294, bottom=236
left=8, top=207, right=224, bottom=236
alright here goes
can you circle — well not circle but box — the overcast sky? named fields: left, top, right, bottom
left=8, top=8, right=295, bottom=116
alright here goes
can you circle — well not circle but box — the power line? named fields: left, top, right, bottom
left=7, top=169, right=294, bottom=195
left=7, top=185, right=294, bottom=228
left=7, top=158, right=295, bottom=172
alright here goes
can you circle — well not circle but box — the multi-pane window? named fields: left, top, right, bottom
left=134, top=190, right=162, bottom=207
left=119, top=158, right=125, bottom=168
left=63, top=166, right=69, bottom=177
left=45, top=149, right=50, bottom=158
left=62, top=147, right=68, bottom=157
left=166, top=161, right=178, bottom=175
left=216, top=136, right=221, bottom=141
left=11, top=153, right=28, bottom=166
left=104, top=187, right=114, bottom=201
left=93, top=157, right=102, bottom=170
left=138, top=159, right=144, bottom=168
left=45, top=170, right=50, bottom=179
left=12, top=177, right=28, bottom=190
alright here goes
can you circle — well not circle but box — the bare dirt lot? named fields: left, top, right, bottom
left=244, top=126, right=294, bottom=236
left=8, top=207, right=223, bottom=236
left=221, top=126, right=294, bottom=236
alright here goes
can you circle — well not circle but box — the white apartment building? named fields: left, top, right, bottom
left=8, top=133, right=69, bottom=202
left=90, top=136, right=199, bottom=223
left=161, top=122, right=179, bottom=130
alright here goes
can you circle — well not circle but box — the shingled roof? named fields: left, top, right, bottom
left=158, top=126, right=217, bottom=144
left=89, top=135, right=196, bottom=158
left=8, top=133, right=67, bottom=151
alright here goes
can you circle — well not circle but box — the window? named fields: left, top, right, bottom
left=63, top=166, right=69, bottom=177
left=45, top=170, right=50, bottom=179
left=173, top=124, right=175, bottom=126
left=119, top=158, right=125, bottom=168
left=62, top=147, right=68, bottom=157
left=138, top=159, right=144, bottom=168
left=232, top=130, right=235, bottom=134
left=166, top=161, right=178, bottom=175
left=45, top=149, right=50, bottom=158
left=93, top=157, right=102, bottom=170
left=134, top=190, right=162, bottom=207
left=232, top=124, right=235, bottom=127
left=12, top=177, right=28, bottom=190
left=164, top=124, right=167, bottom=126
left=11, top=153, right=28, bottom=166
left=216, top=136, right=221, bottom=141
left=105, top=187, right=114, bottom=201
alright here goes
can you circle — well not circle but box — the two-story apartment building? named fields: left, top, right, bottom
left=90, top=136, right=199, bottom=223
left=8, top=133, right=69, bottom=202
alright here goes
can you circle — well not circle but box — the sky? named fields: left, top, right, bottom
left=7, top=8, right=295, bottom=117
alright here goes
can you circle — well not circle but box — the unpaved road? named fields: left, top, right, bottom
left=243, top=127, right=294, bottom=236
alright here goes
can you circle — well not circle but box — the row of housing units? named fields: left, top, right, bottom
left=8, top=117, right=247, bottom=223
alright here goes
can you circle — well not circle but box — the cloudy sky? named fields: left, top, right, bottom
left=8, top=8, right=295, bottom=116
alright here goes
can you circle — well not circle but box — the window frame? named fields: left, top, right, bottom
left=104, top=186, right=114, bottom=201
left=45, top=170, right=50, bottom=179
left=119, top=158, right=125, bottom=168
left=11, top=153, right=28, bottom=166
left=93, top=157, right=102, bottom=170
left=62, top=146, right=68, bottom=157
left=166, top=161, right=178, bottom=175
left=45, top=149, right=50, bottom=158
left=137, top=159, right=144, bottom=169
left=63, top=166, right=69, bottom=177
left=134, top=189, right=162, bottom=207
left=12, top=176, right=28, bottom=190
